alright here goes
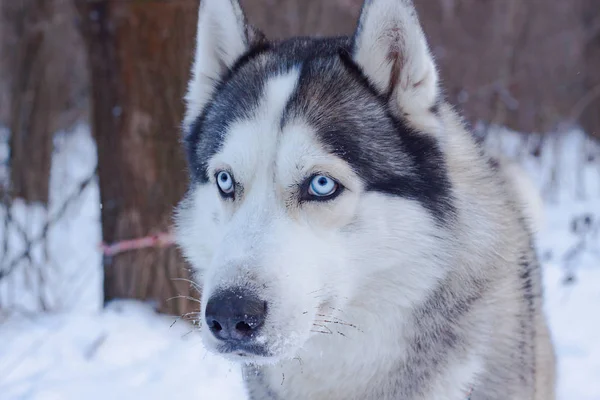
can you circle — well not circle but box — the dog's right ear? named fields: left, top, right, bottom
left=352, top=0, right=439, bottom=119
left=184, top=0, right=264, bottom=128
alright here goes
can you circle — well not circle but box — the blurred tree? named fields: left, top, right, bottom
left=241, top=0, right=360, bottom=38
left=415, top=0, right=590, bottom=136
left=580, top=0, right=600, bottom=139
left=247, top=0, right=600, bottom=138
left=1, top=0, right=85, bottom=203
left=76, top=0, right=197, bottom=315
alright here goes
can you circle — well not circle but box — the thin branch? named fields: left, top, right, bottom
left=0, top=168, right=97, bottom=280
left=568, top=84, right=600, bottom=125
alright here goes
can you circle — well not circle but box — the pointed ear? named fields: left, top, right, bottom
left=353, top=0, right=438, bottom=116
left=184, top=0, right=264, bottom=128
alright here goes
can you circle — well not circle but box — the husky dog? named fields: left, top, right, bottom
left=175, top=0, right=556, bottom=398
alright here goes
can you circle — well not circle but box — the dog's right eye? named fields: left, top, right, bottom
left=309, top=175, right=337, bottom=197
left=301, top=174, right=343, bottom=202
left=216, top=171, right=235, bottom=198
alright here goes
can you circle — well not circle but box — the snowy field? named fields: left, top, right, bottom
left=0, top=125, right=599, bottom=399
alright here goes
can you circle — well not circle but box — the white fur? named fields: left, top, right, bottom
left=184, top=0, right=251, bottom=128
left=255, top=191, right=455, bottom=399
left=502, top=161, right=545, bottom=233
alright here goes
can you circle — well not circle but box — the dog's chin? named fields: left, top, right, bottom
left=203, top=333, right=309, bottom=366
left=211, top=343, right=295, bottom=366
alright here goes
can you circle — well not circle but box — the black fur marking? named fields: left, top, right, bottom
left=429, top=102, right=440, bottom=115
left=337, top=48, right=385, bottom=101
left=516, top=226, right=540, bottom=387
left=243, top=365, right=281, bottom=400
left=225, top=41, right=272, bottom=84
left=487, top=156, right=501, bottom=171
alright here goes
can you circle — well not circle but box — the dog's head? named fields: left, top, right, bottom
left=175, top=0, right=454, bottom=363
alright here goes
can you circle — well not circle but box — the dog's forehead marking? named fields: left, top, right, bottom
left=275, top=120, right=360, bottom=191
left=210, top=68, right=301, bottom=183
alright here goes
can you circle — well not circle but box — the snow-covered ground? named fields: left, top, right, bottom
left=0, top=301, right=247, bottom=400
left=0, top=126, right=599, bottom=399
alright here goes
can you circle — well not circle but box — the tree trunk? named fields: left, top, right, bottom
left=1, top=0, right=86, bottom=203
left=2, top=0, right=53, bottom=203
left=580, top=0, right=600, bottom=139
left=76, top=0, right=197, bottom=315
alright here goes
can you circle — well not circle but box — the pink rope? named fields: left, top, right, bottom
left=100, top=231, right=174, bottom=257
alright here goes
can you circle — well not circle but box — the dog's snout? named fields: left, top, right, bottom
left=205, top=289, right=267, bottom=342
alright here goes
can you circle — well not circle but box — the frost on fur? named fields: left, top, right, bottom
left=184, top=0, right=263, bottom=129
left=352, top=0, right=439, bottom=117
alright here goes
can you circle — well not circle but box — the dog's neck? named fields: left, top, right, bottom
left=243, top=333, right=479, bottom=400
left=242, top=283, right=481, bottom=400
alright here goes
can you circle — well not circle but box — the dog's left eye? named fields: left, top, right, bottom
left=216, top=171, right=235, bottom=196
left=308, top=175, right=339, bottom=198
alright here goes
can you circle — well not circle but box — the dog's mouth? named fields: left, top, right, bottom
left=209, top=323, right=310, bottom=364
left=218, top=343, right=269, bottom=357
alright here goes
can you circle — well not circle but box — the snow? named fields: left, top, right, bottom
left=0, top=301, right=246, bottom=400
left=1, top=125, right=599, bottom=399
left=0, top=124, right=102, bottom=312
left=541, top=200, right=600, bottom=400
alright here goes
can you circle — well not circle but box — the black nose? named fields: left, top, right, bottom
left=205, top=289, right=267, bottom=342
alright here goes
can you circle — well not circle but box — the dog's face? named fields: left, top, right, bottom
left=176, top=0, right=453, bottom=363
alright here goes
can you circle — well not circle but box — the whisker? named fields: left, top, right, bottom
left=293, top=356, right=304, bottom=374
left=181, top=329, right=195, bottom=339
left=170, top=311, right=200, bottom=328
left=328, top=306, right=349, bottom=316
left=166, top=295, right=202, bottom=304
left=310, top=329, right=332, bottom=334
left=171, top=277, right=203, bottom=292
left=315, top=316, right=362, bottom=332
left=181, top=311, right=201, bottom=318
left=307, top=287, right=328, bottom=295
left=181, top=312, right=200, bottom=322
left=312, top=323, right=332, bottom=334
left=315, top=313, right=348, bottom=323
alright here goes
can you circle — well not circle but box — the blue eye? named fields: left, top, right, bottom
left=216, top=171, right=234, bottom=195
left=308, top=175, right=338, bottom=197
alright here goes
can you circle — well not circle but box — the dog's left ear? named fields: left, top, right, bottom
left=184, top=0, right=265, bottom=128
left=352, top=0, right=438, bottom=116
